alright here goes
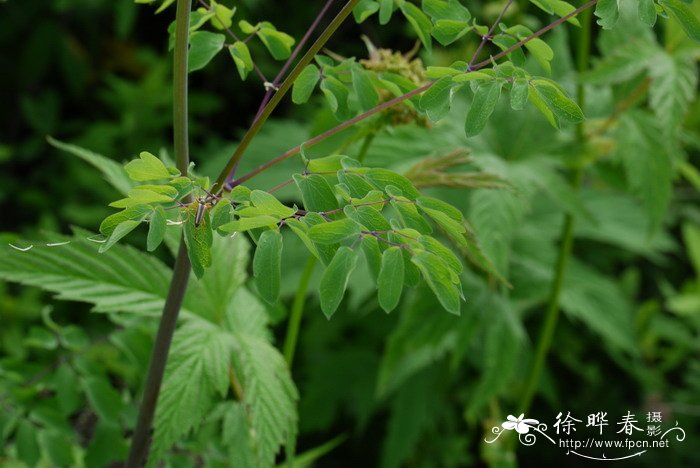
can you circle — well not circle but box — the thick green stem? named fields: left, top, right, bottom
left=283, top=256, right=317, bottom=367
left=517, top=4, right=592, bottom=415
left=213, top=0, right=361, bottom=192
left=126, top=0, right=192, bottom=465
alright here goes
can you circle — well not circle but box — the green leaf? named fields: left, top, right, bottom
left=319, top=246, right=358, bottom=318
left=188, top=31, right=226, bottom=72
left=638, top=0, right=657, bottom=26
left=510, top=77, right=529, bottom=110
left=352, top=67, right=379, bottom=111
left=648, top=51, right=698, bottom=135
left=83, top=377, right=124, bottom=426
left=220, top=215, right=279, bottom=232
left=431, top=19, right=471, bottom=45
left=361, top=235, right=383, bottom=281
left=233, top=334, right=298, bottom=467
left=99, top=220, right=141, bottom=253
left=416, top=196, right=463, bottom=222
left=660, top=0, right=700, bottom=42
left=150, top=319, right=231, bottom=462
left=229, top=41, right=253, bottom=80
left=411, top=251, right=461, bottom=314
left=400, top=2, right=433, bottom=52
left=124, top=151, right=171, bottom=181
left=344, top=205, right=392, bottom=231
left=524, top=38, right=554, bottom=73
left=422, top=0, right=471, bottom=21
left=184, top=209, right=213, bottom=278
left=47, top=137, right=134, bottom=195
left=365, top=168, right=421, bottom=199
left=464, top=80, right=503, bottom=137
left=247, top=190, right=297, bottom=218
left=378, top=247, right=404, bottom=312
left=530, top=78, right=584, bottom=123
left=309, top=219, right=361, bottom=244
left=127, top=186, right=175, bottom=204
left=379, top=0, right=394, bottom=24
left=147, top=206, right=167, bottom=251
left=391, top=199, right=433, bottom=233
left=320, top=76, right=350, bottom=118
left=292, top=64, right=321, bottom=104
left=258, top=24, right=295, bottom=60
left=419, top=76, right=454, bottom=122
left=0, top=232, right=176, bottom=316
left=615, top=111, right=672, bottom=231
left=253, top=229, right=283, bottom=304
left=210, top=200, right=232, bottom=231
left=294, top=173, right=339, bottom=212
left=208, top=0, right=235, bottom=30
left=595, top=0, right=619, bottom=29
left=354, top=0, right=380, bottom=23
left=418, top=235, right=463, bottom=274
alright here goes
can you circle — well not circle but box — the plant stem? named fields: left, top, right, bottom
left=283, top=256, right=317, bottom=367
left=213, top=0, right=361, bottom=192
left=517, top=3, right=592, bottom=415
left=231, top=0, right=599, bottom=188
left=356, top=131, right=376, bottom=164
left=126, top=0, right=193, bottom=465
left=253, top=0, right=336, bottom=122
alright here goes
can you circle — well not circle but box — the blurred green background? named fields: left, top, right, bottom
left=1, top=0, right=699, bottom=466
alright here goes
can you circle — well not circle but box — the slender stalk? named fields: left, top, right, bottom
left=232, top=0, right=598, bottom=188
left=283, top=256, right=317, bottom=366
left=356, top=131, right=376, bottom=164
left=468, top=0, right=515, bottom=68
left=126, top=0, right=193, bottom=465
left=213, top=0, right=361, bottom=192
left=517, top=4, right=592, bottom=415
left=253, top=0, right=336, bottom=122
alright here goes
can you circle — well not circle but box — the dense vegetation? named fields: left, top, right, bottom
left=1, top=0, right=699, bottom=466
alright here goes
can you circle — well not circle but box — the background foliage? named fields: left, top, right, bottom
left=1, top=0, right=699, bottom=466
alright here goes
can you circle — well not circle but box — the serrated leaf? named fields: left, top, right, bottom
left=309, top=219, right=361, bottom=244
left=531, top=78, right=584, bottom=123
left=188, top=31, right=226, bottom=72
left=401, top=2, right=433, bottom=52
left=253, top=230, right=283, bottom=304
left=648, top=51, right=697, bottom=135
left=124, top=151, right=171, bottom=181
left=378, top=247, right=404, bottom=312
left=615, top=111, right=672, bottom=231
left=229, top=42, right=253, bottom=80
left=319, top=246, right=358, bottom=318
left=465, top=80, right=503, bottom=137
left=0, top=232, right=178, bottom=316
left=150, top=319, right=231, bottom=462
left=233, top=334, right=298, bottom=467
left=661, top=0, right=700, bottom=42
left=292, top=64, right=321, bottom=104
left=352, top=67, right=379, bottom=111
left=184, top=209, right=213, bottom=278
left=411, top=251, right=461, bottom=314
left=48, top=137, right=134, bottom=195
left=147, top=206, right=167, bottom=251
